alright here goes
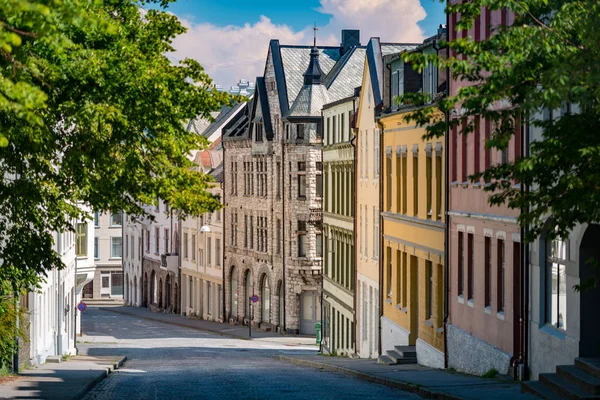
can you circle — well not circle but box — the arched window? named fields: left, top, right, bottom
left=261, top=275, right=270, bottom=323
left=231, top=267, right=238, bottom=318
left=245, top=270, right=253, bottom=318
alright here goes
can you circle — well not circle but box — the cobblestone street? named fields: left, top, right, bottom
left=78, top=308, right=420, bottom=399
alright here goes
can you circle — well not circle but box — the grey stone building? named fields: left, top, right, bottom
left=223, top=30, right=369, bottom=335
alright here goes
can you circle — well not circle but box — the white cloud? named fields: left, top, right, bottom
left=170, top=0, right=427, bottom=88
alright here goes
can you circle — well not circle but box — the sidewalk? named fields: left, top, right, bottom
left=100, top=306, right=318, bottom=346
left=0, top=355, right=125, bottom=400
left=274, top=354, right=540, bottom=400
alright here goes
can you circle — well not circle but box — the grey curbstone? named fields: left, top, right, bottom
left=273, top=355, right=464, bottom=400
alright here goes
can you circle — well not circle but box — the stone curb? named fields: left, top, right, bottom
left=273, top=355, right=464, bottom=400
left=100, top=307, right=246, bottom=340
left=72, top=356, right=127, bottom=400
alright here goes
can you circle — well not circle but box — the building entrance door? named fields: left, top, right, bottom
left=300, top=291, right=320, bottom=335
left=579, top=224, right=600, bottom=357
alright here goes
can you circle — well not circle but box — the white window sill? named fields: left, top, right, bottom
left=457, top=295, right=464, bottom=304
left=497, top=311, right=505, bottom=321
left=467, top=299, right=474, bottom=308
left=484, top=306, right=492, bottom=315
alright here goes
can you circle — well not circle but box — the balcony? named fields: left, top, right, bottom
left=160, top=253, right=179, bottom=273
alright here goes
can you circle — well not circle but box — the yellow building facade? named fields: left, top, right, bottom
left=379, top=107, right=445, bottom=368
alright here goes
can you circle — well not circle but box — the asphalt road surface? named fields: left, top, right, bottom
left=79, top=307, right=420, bottom=400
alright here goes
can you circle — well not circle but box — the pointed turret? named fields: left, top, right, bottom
left=303, top=25, right=324, bottom=85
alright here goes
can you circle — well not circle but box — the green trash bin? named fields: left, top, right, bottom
left=315, top=322, right=322, bottom=345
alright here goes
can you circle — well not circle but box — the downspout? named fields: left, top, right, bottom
left=57, top=268, right=62, bottom=356
left=523, top=117, right=530, bottom=381
left=350, top=98, right=358, bottom=354
left=443, top=8, right=450, bottom=370
left=222, top=145, right=227, bottom=322
left=74, top=257, right=78, bottom=353
left=376, top=118, right=385, bottom=357
left=282, top=124, right=287, bottom=334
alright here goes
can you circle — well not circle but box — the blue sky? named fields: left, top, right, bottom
left=158, top=0, right=446, bottom=87
left=162, top=0, right=445, bottom=38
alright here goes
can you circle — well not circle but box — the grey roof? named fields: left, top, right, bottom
left=185, top=104, right=245, bottom=138
left=287, top=84, right=330, bottom=118
left=326, top=47, right=367, bottom=101
left=209, top=163, right=223, bottom=183
left=279, top=46, right=341, bottom=108
left=381, top=43, right=419, bottom=56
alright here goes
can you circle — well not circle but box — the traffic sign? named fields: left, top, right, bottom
left=251, top=295, right=259, bottom=303
left=77, top=301, right=87, bottom=312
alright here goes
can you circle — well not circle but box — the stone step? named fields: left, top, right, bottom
left=45, top=356, right=62, bottom=363
left=558, top=365, right=600, bottom=394
left=539, top=373, right=599, bottom=400
left=386, top=350, right=417, bottom=365
left=377, top=355, right=395, bottom=365
left=521, top=381, right=568, bottom=400
left=393, top=345, right=417, bottom=358
left=576, top=359, right=600, bottom=380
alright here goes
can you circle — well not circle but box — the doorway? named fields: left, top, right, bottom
left=300, top=290, right=321, bottom=335
left=579, top=224, right=600, bottom=357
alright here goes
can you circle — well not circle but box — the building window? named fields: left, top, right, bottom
left=207, top=237, right=212, bottom=265
left=276, top=219, right=281, bottom=255
left=374, top=129, right=380, bottom=177
left=400, top=155, right=407, bottom=214
left=165, top=228, right=170, bottom=254
left=426, top=153, right=432, bottom=219
left=467, top=233, right=474, bottom=301
left=298, top=175, right=306, bottom=199
left=276, top=162, right=281, bottom=198
left=111, top=212, right=123, bottom=226
left=155, top=227, right=159, bottom=254
left=146, top=229, right=150, bottom=253
left=76, top=223, right=87, bottom=257
left=497, top=238, right=505, bottom=313
left=386, top=156, right=392, bottom=211
left=373, top=207, right=379, bottom=259
left=485, top=236, right=492, bottom=308
left=546, top=235, right=567, bottom=330
left=297, top=124, right=305, bottom=140
left=215, top=239, right=221, bottom=266
left=316, top=233, right=322, bottom=257
left=94, top=237, right=99, bottom=259
left=386, top=247, right=392, bottom=298
left=183, top=233, right=189, bottom=259
left=413, top=154, right=419, bottom=217
left=111, top=237, right=122, bottom=259
left=316, top=162, right=323, bottom=198
left=427, top=260, right=433, bottom=320
left=249, top=216, right=254, bottom=250
left=192, top=234, right=196, bottom=261
left=94, top=212, right=99, bottom=227
left=125, top=234, right=129, bottom=259
left=297, top=234, right=306, bottom=258
left=458, top=231, right=464, bottom=297
left=436, top=151, right=442, bottom=219
left=255, top=123, right=263, bottom=142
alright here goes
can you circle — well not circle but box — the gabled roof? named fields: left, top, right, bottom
left=223, top=99, right=253, bottom=140
left=288, top=84, right=330, bottom=118
left=255, top=77, right=273, bottom=139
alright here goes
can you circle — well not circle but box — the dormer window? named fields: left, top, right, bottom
left=255, top=122, right=263, bottom=142
left=297, top=124, right=305, bottom=140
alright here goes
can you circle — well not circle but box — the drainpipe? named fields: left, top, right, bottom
left=74, top=257, right=78, bottom=353
left=443, top=7, right=450, bottom=369
left=57, top=268, right=62, bottom=356
left=282, top=124, right=287, bottom=334
left=376, top=119, right=385, bottom=357
left=523, top=117, right=530, bottom=381
left=222, top=146, right=227, bottom=323
left=350, top=98, right=358, bottom=354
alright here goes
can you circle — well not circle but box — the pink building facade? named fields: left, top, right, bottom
left=446, top=3, right=524, bottom=376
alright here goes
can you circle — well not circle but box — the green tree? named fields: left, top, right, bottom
left=0, top=0, right=231, bottom=292
left=402, top=0, right=599, bottom=242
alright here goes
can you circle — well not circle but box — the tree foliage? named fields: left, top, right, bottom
left=401, top=0, right=600, bottom=243
left=0, top=0, right=232, bottom=292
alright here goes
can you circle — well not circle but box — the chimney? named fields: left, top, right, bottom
left=438, top=24, right=447, bottom=36
left=341, top=30, right=360, bottom=55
